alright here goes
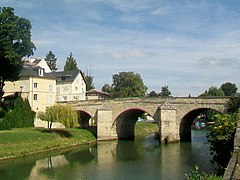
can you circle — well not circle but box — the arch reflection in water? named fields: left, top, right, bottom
left=0, top=131, right=216, bottom=180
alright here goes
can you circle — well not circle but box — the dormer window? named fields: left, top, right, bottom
left=38, top=69, right=44, bottom=76
left=61, top=76, right=66, bottom=81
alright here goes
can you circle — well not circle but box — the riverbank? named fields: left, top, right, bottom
left=135, top=121, right=158, bottom=136
left=0, top=128, right=96, bottom=160
left=0, top=122, right=158, bottom=161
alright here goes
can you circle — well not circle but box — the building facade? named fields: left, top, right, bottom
left=4, top=66, right=56, bottom=113
left=47, top=70, right=86, bottom=102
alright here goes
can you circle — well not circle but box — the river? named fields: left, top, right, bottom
left=0, top=130, right=215, bottom=180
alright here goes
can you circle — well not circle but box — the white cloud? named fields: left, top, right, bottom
left=3, top=0, right=240, bottom=96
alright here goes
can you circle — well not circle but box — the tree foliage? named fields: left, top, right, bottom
left=187, top=165, right=221, bottom=180
left=227, top=97, right=240, bottom=114
left=0, top=7, right=35, bottom=104
left=159, top=85, right=171, bottom=97
left=207, top=113, right=238, bottom=175
left=200, top=86, right=225, bottom=97
left=38, top=104, right=79, bottom=130
left=101, top=84, right=111, bottom=94
left=45, top=50, right=57, bottom=71
left=110, top=72, right=147, bottom=98
left=0, top=96, right=35, bottom=130
left=220, top=82, right=238, bottom=96
left=206, top=95, right=240, bottom=175
left=148, top=91, right=159, bottom=97
left=84, top=74, right=95, bottom=91
left=64, top=52, right=78, bottom=71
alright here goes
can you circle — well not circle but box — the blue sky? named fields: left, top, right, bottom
left=2, top=0, right=240, bottom=96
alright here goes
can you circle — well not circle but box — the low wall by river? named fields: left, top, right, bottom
left=223, top=121, right=240, bottom=179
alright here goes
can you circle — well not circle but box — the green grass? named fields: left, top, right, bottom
left=0, top=128, right=96, bottom=160
left=135, top=121, right=159, bottom=136
left=0, top=123, right=158, bottom=160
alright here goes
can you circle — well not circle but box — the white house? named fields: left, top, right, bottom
left=47, top=70, right=86, bottom=102
left=22, top=57, right=52, bottom=73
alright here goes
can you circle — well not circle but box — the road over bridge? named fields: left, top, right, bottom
left=66, top=97, right=228, bottom=143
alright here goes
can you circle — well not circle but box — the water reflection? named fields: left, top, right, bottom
left=0, top=130, right=215, bottom=180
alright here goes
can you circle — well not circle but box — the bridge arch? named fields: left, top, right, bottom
left=179, top=107, right=221, bottom=141
left=77, top=110, right=93, bottom=128
left=113, top=108, right=157, bottom=139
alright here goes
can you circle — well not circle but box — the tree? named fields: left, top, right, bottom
left=227, top=97, right=240, bottom=113
left=0, top=96, right=35, bottom=130
left=102, top=84, right=112, bottom=94
left=64, top=52, right=78, bottom=71
left=0, top=7, right=35, bottom=105
left=85, top=75, right=95, bottom=91
left=205, top=86, right=224, bottom=97
left=45, top=50, right=57, bottom=71
left=220, top=82, right=238, bottom=96
left=148, top=91, right=159, bottom=97
left=111, top=72, right=147, bottom=98
left=207, top=113, right=238, bottom=175
left=38, top=104, right=79, bottom=130
left=159, top=85, right=171, bottom=97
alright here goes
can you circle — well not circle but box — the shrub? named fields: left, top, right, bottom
left=186, top=166, right=222, bottom=180
left=0, top=96, right=35, bottom=130
left=207, top=113, right=238, bottom=175
left=39, top=104, right=79, bottom=130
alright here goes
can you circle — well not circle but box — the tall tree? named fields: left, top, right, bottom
left=159, top=85, right=171, bottom=97
left=111, top=72, right=147, bottom=98
left=85, top=75, right=95, bottom=91
left=64, top=52, right=78, bottom=71
left=0, top=7, right=36, bottom=105
left=45, top=50, right=57, bottom=71
left=220, top=82, right=238, bottom=96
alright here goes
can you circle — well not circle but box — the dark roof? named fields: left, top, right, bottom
left=32, top=59, right=41, bottom=65
left=46, top=70, right=84, bottom=83
left=20, top=65, right=54, bottom=79
left=21, top=66, right=40, bottom=77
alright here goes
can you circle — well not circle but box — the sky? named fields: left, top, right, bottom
left=2, top=0, right=240, bottom=96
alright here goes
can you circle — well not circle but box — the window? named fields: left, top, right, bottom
left=39, top=69, right=44, bottom=76
left=63, top=96, right=67, bottom=101
left=49, top=84, right=53, bottom=92
left=57, top=87, right=60, bottom=95
left=34, top=94, right=38, bottom=100
left=61, top=76, right=66, bottom=81
left=48, top=95, right=52, bottom=103
left=34, top=83, right=38, bottom=88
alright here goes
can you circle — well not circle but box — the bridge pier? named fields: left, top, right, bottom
left=97, top=107, right=118, bottom=141
left=159, top=104, right=180, bottom=143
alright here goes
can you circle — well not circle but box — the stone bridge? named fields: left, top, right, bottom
left=66, top=97, right=228, bottom=143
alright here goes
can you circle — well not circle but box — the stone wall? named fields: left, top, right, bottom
left=223, top=120, right=240, bottom=179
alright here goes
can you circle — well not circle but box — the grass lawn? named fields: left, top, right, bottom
left=135, top=121, right=159, bottom=136
left=0, top=122, right=158, bottom=160
left=0, top=128, right=96, bottom=160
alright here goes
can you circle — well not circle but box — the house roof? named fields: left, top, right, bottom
left=21, top=66, right=40, bottom=77
left=86, top=89, right=110, bottom=96
left=46, top=70, right=85, bottom=83
left=20, top=65, right=55, bottom=79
